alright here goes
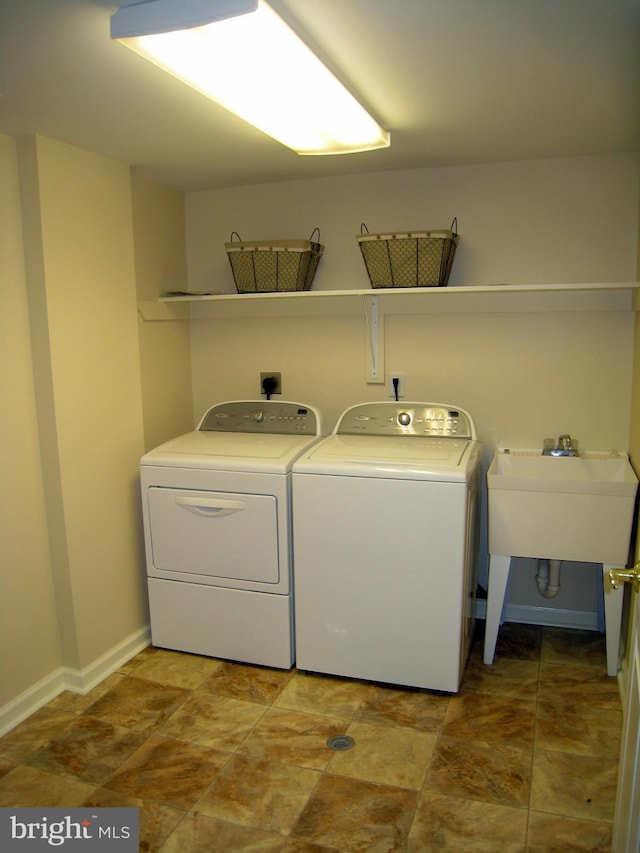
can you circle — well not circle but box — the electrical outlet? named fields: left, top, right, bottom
left=260, top=372, right=282, bottom=395
left=388, top=372, right=404, bottom=399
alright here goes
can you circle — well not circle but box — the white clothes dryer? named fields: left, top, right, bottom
left=292, top=402, right=482, bottom=692
left=140, top=400, right=323, bottom=669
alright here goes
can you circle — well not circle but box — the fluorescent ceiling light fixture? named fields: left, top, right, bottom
left=111, top=0, right=390, bottom=155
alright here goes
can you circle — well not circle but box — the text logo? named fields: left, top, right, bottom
left=0, top=808, right=138, bottom=851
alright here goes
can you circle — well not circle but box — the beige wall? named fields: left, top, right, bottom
left=629, top=205, right=640, bottom=471
left=186, top=153, right=639, bottom=614
left=189, top=309, right=634, bottom=451
left=187, top=153, right=639, bottom=295
left=1, top=130, right=638, bottom=729
left=186, top=153, right=638, bottom=439
left=0, top=135, right=62, bottom=707
left=1, top=134, right=194, bottom=731
left=132, top=175, right=194, bottom=449
left=622, top=177, right=640, bottom=676
left=0, top=134, right=195, bottom=731
left=18, top=134, right=148, bottom=672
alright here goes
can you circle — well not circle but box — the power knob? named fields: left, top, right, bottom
left=253, top=410, right=265, bottom=423
left=398, top=411, right=411, bottom=426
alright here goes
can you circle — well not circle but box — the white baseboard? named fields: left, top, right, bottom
left=0, top=626, right=151, bottom=737
left=63, top=626, right=151, bottom=695
left=0, top=668, right=67, bottom=738
left=475, top=599, right=599, bottom=630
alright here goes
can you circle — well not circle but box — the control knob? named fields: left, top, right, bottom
left=253, top=410, right=265, bottom=423
left=398, top=411, right=411, bottom=426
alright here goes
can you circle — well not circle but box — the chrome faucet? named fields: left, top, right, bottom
left=542, top=434, right=579, bottom=457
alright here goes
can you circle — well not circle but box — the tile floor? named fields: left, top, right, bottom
left=0, top=623, right=622, bottom=852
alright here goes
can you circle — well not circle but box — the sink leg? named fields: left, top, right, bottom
left=602, top=563, right=623, bottom=677
left=483, top=554, right=512, bottom=665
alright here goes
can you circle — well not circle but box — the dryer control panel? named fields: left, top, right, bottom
left=336, top=402, right=476, bottom=439
left=199, top=400, right=322, bottom=435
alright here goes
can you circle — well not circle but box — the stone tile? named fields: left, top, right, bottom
left=239, top=707, right=347, bottom=771
left=26, top=715, right=148, bottom=784
left=132, top=648, right=222, bottom=689
left=328, top=721, right=436, bottom=790
left=0, top=755, right=15, bottom=780
left=354, top=684, right=449, bottom=732
left=0, top=706, right=78, bottom=761
left=527, top=811, right=613, bottom=852
left=291, top=773, right=418, bottom=852
left=105, top=734, right=228, bottom=810
left=424, top=735, right=531, bottom=808
left=538, top=662, right=621, bottom=710
left=408, top=791, right=528, bottom=852
left=541, top=627, right=608, bottom=669
left=160, top=812, right=284, bottom=852
left=200, top=660, right=294, bottom=705
left=83, top=786, right=184, bottom=853
left=442, top=692, right=536, bottom=747
left=162, top=692, right=266, bottom=750
left=281, top=842, right=339, bottom=852
left=0, top=764, right=95, bottom=807
left=535, top=699, right=622, bottom=757
left=530, top=748, right=619, bottom=822
left=0, top=637, right=625, bottom=851
left=46, top=674, right=126, bottom=714
left=274, top=671, right=370, bottom=720
left=494, top=622, right=543, bottom=661
left=116, top=646, right=158, bottom=675
left=82, top=676, right=189, bottom=732
left=460, top=653, right=539, bottom=699
left=196, top=752, right=320, bottom=835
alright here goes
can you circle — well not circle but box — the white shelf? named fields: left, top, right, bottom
left=139, top=282, right=640, bottom=321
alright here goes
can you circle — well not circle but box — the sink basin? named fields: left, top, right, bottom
left=487, top=450, right=638, bottom=563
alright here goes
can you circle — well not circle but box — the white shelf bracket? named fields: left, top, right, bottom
left=364, top=295, right=385, bottom=384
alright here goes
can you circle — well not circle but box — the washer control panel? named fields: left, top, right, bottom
left=199, top=401, right=322, bottom=435
left=337, top=402, right=476, bottom=439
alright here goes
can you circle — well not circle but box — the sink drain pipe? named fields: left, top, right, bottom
left=536, top=558, right=562, bottom=598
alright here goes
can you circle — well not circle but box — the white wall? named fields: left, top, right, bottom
left=185, top=153, right=639, bottom=623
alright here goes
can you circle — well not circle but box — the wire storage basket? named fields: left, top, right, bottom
left=225, top=228, right=324, bottom=293
left=357, top=218, right=459, bottom=288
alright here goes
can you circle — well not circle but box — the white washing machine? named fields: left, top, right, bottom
left=292, top=401, right=482, bottom=692
left=140, top=400, right=323, bottom=669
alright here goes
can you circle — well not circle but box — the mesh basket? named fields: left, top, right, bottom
left=357, top=218, right=459, bottom=288
left=225, top=229, right=324, bottom=293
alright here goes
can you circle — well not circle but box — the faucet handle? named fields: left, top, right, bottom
left=559, top=434, right=579, bottom=455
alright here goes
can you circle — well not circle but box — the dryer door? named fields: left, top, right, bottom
left=146, top=487, right=279, bottom=584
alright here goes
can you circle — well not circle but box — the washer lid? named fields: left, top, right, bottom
left=293, top=434, right=481, bottom=481
left=141, top=430, right=324, bottom=473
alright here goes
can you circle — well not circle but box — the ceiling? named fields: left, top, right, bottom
left=0, top=0, right=639, bottom=192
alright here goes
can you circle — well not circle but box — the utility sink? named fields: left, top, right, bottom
left=488, top=449, right=638, bottom=564
left=485, top=448, right=638, bottom=676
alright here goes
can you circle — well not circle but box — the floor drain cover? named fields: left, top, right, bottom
left=327, top=735, right=355, bottom=751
